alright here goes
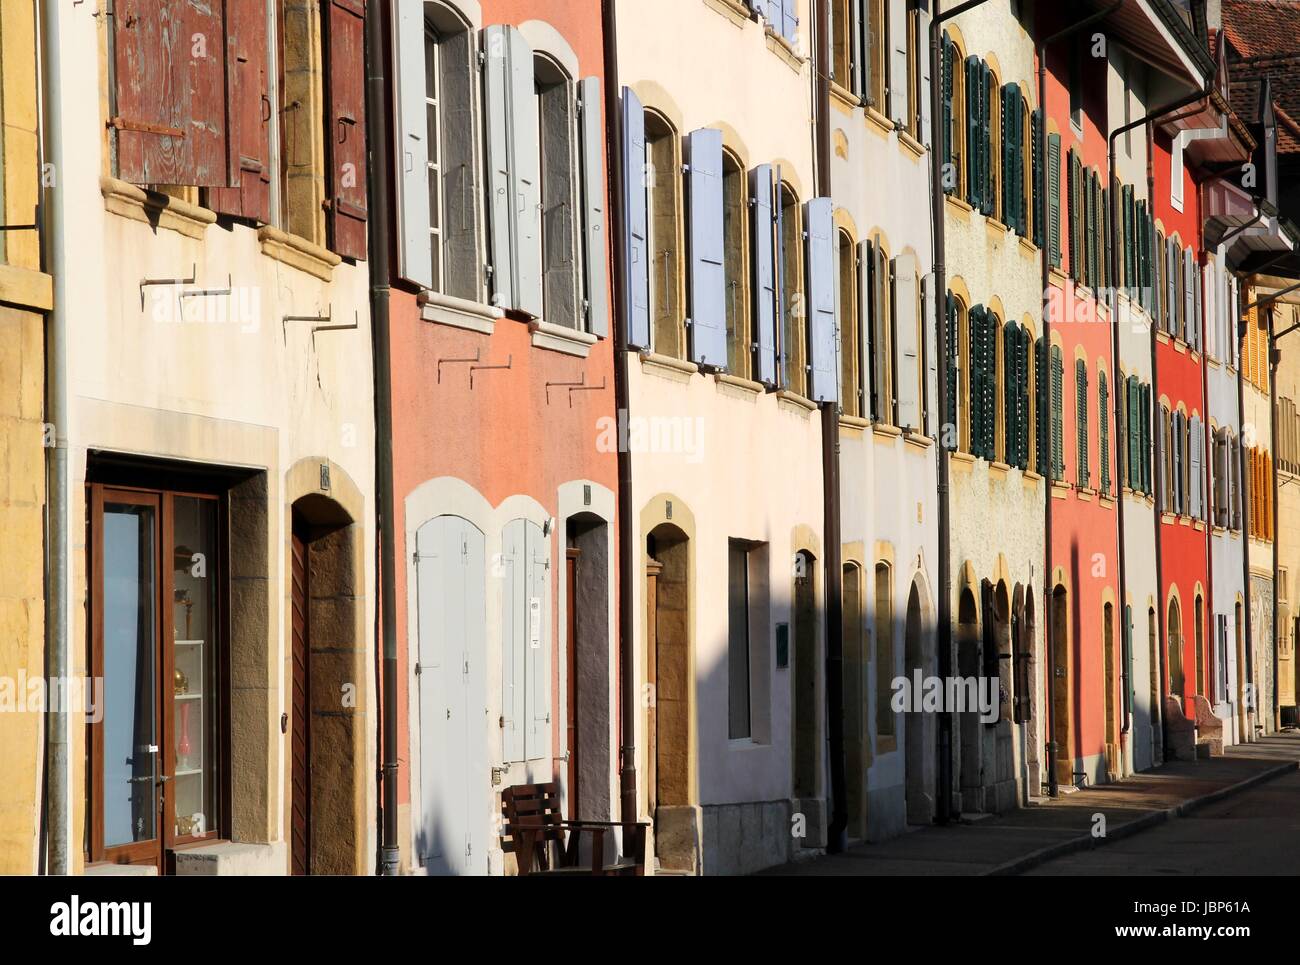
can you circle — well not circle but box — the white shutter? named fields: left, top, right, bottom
left=484, top=26, right=515, bottom=310
left=894, top=251, right=921, bottom=431
left=394, top=2, right=432, bottom=289
left=509, top=28, right=542, bottom=318
left=501, top=519, right=525, bottom=762
left=525, top=521, right=550, bottom=761
left=888, top=0, right=909, bottom=127
left=579, top=77, right=609, bottom=337
left=915, top=8, right=932, bottom=147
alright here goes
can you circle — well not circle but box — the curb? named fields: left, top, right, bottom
left=984, top=759, right=1299, bottom=876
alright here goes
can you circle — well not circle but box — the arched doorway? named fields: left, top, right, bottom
left=289, top=494, right=365, bottom=875
left=1051, top=584, right=1071, bottom=787
left=957, top=586, right=980, bottom=812
left=565, top=514, right=611, bottom=823
left=1103, top=601, right=1116, bottom=779
left=1013, top=586, right=1040, bottom=799
left=1168, top=597, right=1184, bottom=698
left=903, top=578, right=936, bottom=824
left=842, top=562, right=866, bottom=838
left=793, top=550, right=820, bottom=809
left=646, top=524, right=693, bottom=871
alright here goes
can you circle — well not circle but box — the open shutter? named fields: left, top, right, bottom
left=485, top=27, right=515, bottom=309
left=916, top=8, right=932, bottom=147
left=211, top=0, right=270, bottom=220
left=687, top=128, right=727, bottom=368
left=1004, top=321, right=1018, bottom=462
left=525, top=522, right=550, bottom=762
left=579, top=78, right=609, bottom=337
left=1182, top=249, right=1194, bottom=344
left=1191, top=415, right=1203, bottom=519
left=1031, top=110, right=1043, bottom=248
left=1019, top=327, right=1032, bottom=468
left=753, top=165, right=778, bottom=384
left=1128, top=377, right=1140, bottom=492
left=1051, top=347, right=1064, bottom=480
left=1100, top=373, right=1110, bottom=494
left=968, top=305, right=984, bottom=454
left=1048, top=134, right=1062, bottom=269
left=111, top=0, right=229, bottom=186
left=894, top=251, right=920, bottom=430
left=889, top=0, right=909, bottom=127
left=1141, top=384, right=1152, bottom=495
left=324, top=0, right=369, bottom=260
left=540, top=83, right=578, bottom=327
left=924, top=274, right=937, bottom=436
left=942, top=35, right=955, bottom=192
left=966, top=57, right=980, bottom=206
left=621, top=88, right=650, bottom=348
left=945, top=293, right=958, bottom=442
left=806, top=198, right=839, bottom=403
left=782, top=0, right=799, bottom=42
left=441, top=29, right=482, bottom=301
left=510, top=29, right=542, bottom=317
left=392, top=0, right=431, bottom=288
left=981, top=65, right=994, bottom=217
left=862, top=239, right=878, bottom=416
left=501, top=519, right=525, bottom=763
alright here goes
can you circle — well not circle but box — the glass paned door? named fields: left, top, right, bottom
left=100, top=494, right=160, bottom=855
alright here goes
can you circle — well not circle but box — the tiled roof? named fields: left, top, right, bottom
left=1223, top=1, right=1300, bottom=153
left=1222, top=0, right=1300, bottom=58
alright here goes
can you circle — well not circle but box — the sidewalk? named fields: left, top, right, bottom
left=759, top=733, right=1300, bottom=876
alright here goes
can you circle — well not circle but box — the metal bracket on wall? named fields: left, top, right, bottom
left=470, top=354, right=512, bottom=389
left=437, top=348, right=481, bottom=384
left=176, top=274, right=232, bottom=322
left=283, top=306, right=358, bottom=349
left=139, top=263, right=196, bottom=311
left=564, top=376, right=607, bottom=408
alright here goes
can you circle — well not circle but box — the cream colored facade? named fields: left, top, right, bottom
left=48, top=6, right=377, bottom=874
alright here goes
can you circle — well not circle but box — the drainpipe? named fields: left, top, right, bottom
left=811, top=0, right=847, bottom=854
left=40, top=0, right=69, bottom=876
left=1269, top=307, right=1281, bottom=731
left=929, top=0, right=990, bottom=825
left=364, top=0, right=400, bottom=876
left=1034, top=0, right=1123, bottom=797
left=601, top=0, right=638, bottom=826
left=1237, top=305, right=1254, bottom=736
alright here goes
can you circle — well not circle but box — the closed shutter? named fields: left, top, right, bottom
left=1182, top=249, right=1194, bottom=345
left=1000, top=86, right=1012, bottom=226
left=1117, top=374, right=1128, bottom=489
left=1190, top=415, right=1203, bottom=519
left=1031, top=110, right=1043, bottom=248
left=945, top=292, right=958, bottom=443
left=806, top=198, right=840, bottom=403
left=873, top=243, right=891, bottom=419
left=864, top=239, right=879, bottom=417
left=687, top=128, right=727, bottom=368
left=1194, top=261, right=1203, bottom=352
left=111, top=0, right=229, bottom=186
left=924, top=274, right=937, bottom=436
left=1019, top=326, right=1031, bottom=468
left=1048, top=134, right=1061, bottom=269
left=1128, top=377, right=1140, bottom=492
left=392, top=1, right=431, bottom=288
left=1004, top=321, right=1018, bottom=463
left=782, top=0, right=799, bottom=42
left=324, top=0, right=369, bottom=260
left=982, top=313, right=997, bottom=460
left=501, top=519, right=525, bottom=762
left=1174, top=411, right=1184, bottom=515
left=211, top=0, right=270, bottom=221
left=1155, top=408, right=1166, bottom=512
left=1051, top=346, right=1064, bottom=480
left=441, top=30, right=482, bottom=300
left=1166, top=241, right=1177, bottom=336
left=753, top=166, right=778, bottom=384
left=968, top=305, right=983, bottom=453
left=981, top=64, right=994, bottom=217
left=1076, top=360, right=1089, bottom=488
left=1214, top=429, right=1228, bottom=526
left=916, top=8, right=932, bottom=147
left=579, top=78, right=609, bottom=337
left=889, top=0, right=909, bottom=127
left=621, top=88, right=650, bottom=348
left=941, top=34, right=955, bottom=191
left=1120, top=185, right=1133, bottom=295
left=1085, top=169, right=1097, bottom=287
left=966, top=57, right=981, bottom=207
left=525, top=521, right=550, bottom=762
left=1141, top=384, right=1152, bottom=496
left=1036, top=338, right=1049, bottom=475
left=1100, top=373, right=1111, bottom=495
left=894, top=251, right=920, bottom=428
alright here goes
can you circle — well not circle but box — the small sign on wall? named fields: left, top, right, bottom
left=529, top=597, right=541, bottom=648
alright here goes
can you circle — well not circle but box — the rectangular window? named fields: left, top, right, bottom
left=728, top=541, right=752, bottom=740
left=87, top=484, right=226, bottom=868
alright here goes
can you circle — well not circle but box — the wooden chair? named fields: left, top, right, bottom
left=501, top=782, right=649, bottom=876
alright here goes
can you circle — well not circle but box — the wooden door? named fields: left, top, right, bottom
left=645, top=559, right=662, bottom=816
left=566, top=548, right=580, bottom=820
left=290, top=529, right=311, bottom=875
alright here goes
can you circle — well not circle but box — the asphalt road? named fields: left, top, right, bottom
left=1026, top=768, right=1300, bottom=875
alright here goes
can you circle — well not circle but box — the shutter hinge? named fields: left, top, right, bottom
left=477, top=50, right=486, bottom=68
left=414, top=662, right=422, bottom=676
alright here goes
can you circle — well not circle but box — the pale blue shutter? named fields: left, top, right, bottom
left=622, top=87, right=650, bottom=348
left=894, top=251, right=920, bottom=431
left=1194, top=260, right=1203, bottom=352
left=509, top=28, right=542, bottom=318
left=484, top=26, right=514, bottom=309
left=501, top=518, right=525, bottom=762
left=859, top=239, right=875, bottom=417
left=686, top=128, right=727, bottom=368
left=924, top=274, right=937, bottom=436
left=578, top=77, right=609, bottom=337
left=395, top=1, right=432, bottom=289
left=751, top=164, right=778, bottom=385
left=888, top=0, right=909, bottom=127
left=1191, top=415, right=1203, bottom=520
left=1183, top=248, right=1193, bottom=344
left=916, top=8, right=932, bottom=147
left=525, top=521, right=550, bottom=761
left=805, top=197, right=839, bottom=403
left=415, top=517, right=449, bottom=866
left=782, top=0, right=798, bottom=42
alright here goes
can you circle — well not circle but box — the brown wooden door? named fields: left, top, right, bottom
left=566, top=549, right=580, bottom=820
left=645, top=559, right=662, bottom=816
left=290, top=530, right=311, bottom=875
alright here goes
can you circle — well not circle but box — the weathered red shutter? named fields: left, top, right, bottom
left=112, top=0, right=230, bottom=186
left=210, top=0, right=271, bottom=220
left=324, top=0, right=368, bottom=260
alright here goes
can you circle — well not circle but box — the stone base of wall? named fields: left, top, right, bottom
left=653, top=804, right=702, bottom=875
left=700, top=800, right=795, bottom=876
left=173, top=841, right=287, bottom=875
left=866, top=785, right=907, bottom=841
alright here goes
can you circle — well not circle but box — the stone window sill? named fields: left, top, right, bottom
left=102, top=175, right=216, bottom=241
left=839, top=414, right=871, bottom=432
left=640, top=351, right=698, bottom=382
left=419, top=290, right=503, bottom=335
left=831, top=81, right=861, bottom=113
left=872, top=422, right=903, bottom=440
left=904, top=431, right=933, bottom=450
left=715, top=372, right=765, bottom=395
left=258, top=225, right=341, bottom=282
left=898, top=130, right=926, bottom=159
left=530, top=319, right=597, bottom=357
left=765, top=29, right=804, bottom=71
left=776, top=389, right=818, bottom=414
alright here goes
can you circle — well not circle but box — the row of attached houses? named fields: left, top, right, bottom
left=2, top=0, right=1300, bottom=877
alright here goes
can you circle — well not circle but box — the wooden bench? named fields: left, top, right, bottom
left=501, top=782, right=649, bottom=876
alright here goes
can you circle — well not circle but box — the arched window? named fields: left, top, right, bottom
left=967, top=304, right=997, bottom=460
left=1168, top=597, right=1184, bottom=696
left=722, top=151, right=749, bottom=378
left=941, top=31, right=966, bottom=197
left=838, top=230, right=861, bottom=416
left=779, top=182, right=804, bottom=395
left=646, top=112, right=684, bottom=358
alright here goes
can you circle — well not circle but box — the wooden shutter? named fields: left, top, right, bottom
left=501, top=518, right=525, bottom=763
left=485, top=27, right=515, bottom=309
left=579, top=77, right=609, bottom=337
left=1003, top=321, right=1018, bottom=464
left=945, top=293, right=958, bottom=442
left=111, top=0, right=229, bottom=186
left=782, top=0, right=799, bottom=42
left=540, top=85, right=578, bottom=327
left=966, top=57, right=981, bottom=206
left=1047, top=134, right=1061, bottom=269
left=512, top=30, right=542, bottom=317
left=873, top=243, right=891, bottom=420
left=807, top=198, right=840, bottom=403
left=1141, top=384, right=1152, bottom=496
left=1214, top=429, right=1228, bottom=526
left=1128, top=377, right=1140, bottom=492
left=440, top=29, right=481, bottom=301
left=687, top=128, right=727, bottom=368
left=753, top=165, right=778, bottom=384
left=889, top=0, right=909, bottom=127
left=924, top=275, right=937, bottom=436
left=941, top=34, right=954, bottom=191
left=1190, top=415, right=1203, bottom=519
left=1076, top=359, right=1088, bottom=488
left=324, top=0, right=368, bottom=260
left=969, top=305, right=984, bottom=456
left=1182, top=249, right=1194, bottom=345
left=982, top=314, right=997, bottom=460
left=392, top=1, right=432, bottom=288
left=916, top=8, right=932, bottom=147
left=1051, top=346, right=1064, bottom=480
left=622, top=87, right=650, bottom=348
left=290, top=531, right=310, bottom=875
left=211, top=0, right=270, bottom=220
left=893, top=251, right=919, bottom=428
left=1036, top=338, right=1049, bottom=475
left=1019, top=327, right=1031, bottom=468
left=1100, top=373, right=1110, bottom=494
left=981, top=64, right=994, bottom=217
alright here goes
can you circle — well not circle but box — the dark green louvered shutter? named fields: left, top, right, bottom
left=942, top=34, right=955, bottom=195
left=1031, top=109, right=1043, bottom=248
left=1076, top=359, right=1089, bottom=488
left=1100, top=372, right=1111, bottom=495
left=1122, top=185, right=1135, bottom=297
left=1067, top=151, right=1078, bottom=281
left=982, top=64, right=994, bottom=217
left=1048, top=134, right=1062, bottom=269
left=1089, top=171, right=1100, bottom=288
left=1128, top=376, right=1140, bottom=492
left=1052, top=346, right=1064, bottom=480
left=1099, top=181, right=1109, bottom=295
left=966, top=57, right=981, bottom=206
left=969, top=304, right=983, bottom=454
left=1019, top=326, right=1031, bottom=469
left=1116, top=371, right=1127, bottom=489
left=1141, top=383, right=1152, bottom=494
left=1001, top=86, right=1012, bottom=226
left=983, top=314, right=997, bottom=459
left=1036, top=337, right=1049, bottom=475
left=945, top=293, right=958, bottom=442
left=1004, top=320, right=1018, bottom=462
